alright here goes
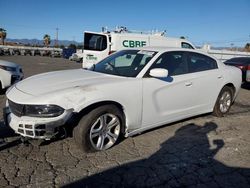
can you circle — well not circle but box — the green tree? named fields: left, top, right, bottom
left=180, top=36, right=185, bottom=39
left=60, top=44, right=65, bottom=49
left=77, top=44, right=84, bottom=49
left=0, top=28, right=7, bottom=45
left=43, top=34, right=51, bottom=47
left=68, top=43, right=76, bottom=49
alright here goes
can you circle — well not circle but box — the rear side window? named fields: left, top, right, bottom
left=148, top=51, right=188, bottom=76
left=181, top=42, right=194, bottom=49
left=84, top=33, right=107, bottom=51
left=187, top=52, right=218, bottom=73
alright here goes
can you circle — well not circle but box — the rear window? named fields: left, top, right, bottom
left=84, top=33, right=107, bottom=51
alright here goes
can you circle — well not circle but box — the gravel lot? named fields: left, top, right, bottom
left=0, top=55, right=250, bottom=188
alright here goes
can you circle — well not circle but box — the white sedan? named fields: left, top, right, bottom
left=4, top=47, right=242, bottom=152
left=0, top=60, right=23, bottom=91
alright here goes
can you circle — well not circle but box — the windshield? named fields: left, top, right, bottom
left=84, top=33, right=107, bottom=51
left=93, top=50, right=156, bottom=77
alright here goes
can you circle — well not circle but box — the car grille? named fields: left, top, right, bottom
left=8, top=100, right=24, bottom=117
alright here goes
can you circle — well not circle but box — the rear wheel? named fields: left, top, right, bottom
left=73, top=105, right=123, bottom=152
left=213, top=86, right=233, bottom=117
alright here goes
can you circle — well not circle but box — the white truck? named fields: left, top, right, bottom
left=81, top=27, right=195, bottom=67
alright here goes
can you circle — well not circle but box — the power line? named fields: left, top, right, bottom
left=2, top=23, right=56, bottom=30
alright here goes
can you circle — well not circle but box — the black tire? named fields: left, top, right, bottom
left=0, top=82, right=3, bottom=94
left=213, top=86, right=233, bottom=117
left=73, top=105, right=124, bottom=152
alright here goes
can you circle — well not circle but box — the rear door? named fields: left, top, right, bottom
left=185, top=52, right=223, bottom=111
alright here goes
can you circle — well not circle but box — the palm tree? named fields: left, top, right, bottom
left=0, top=28, right=7, bottom=45
left=43, top=34, right=51, bottom=47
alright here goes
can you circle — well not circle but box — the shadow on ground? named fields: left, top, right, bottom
left=0, top=120, right=21, bottom=151
left=63, top=122, right=250, bottom=188
left=242, top=83, right=250, bottom=90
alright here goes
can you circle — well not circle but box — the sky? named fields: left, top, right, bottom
left=0, top=0, right=250, bottom=47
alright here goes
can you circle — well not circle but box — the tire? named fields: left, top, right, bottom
left=213, top=86, right=233, bottom=117
left=73, top=105, right=124, bottom=152
left=0, top=82, right=3, bottom=94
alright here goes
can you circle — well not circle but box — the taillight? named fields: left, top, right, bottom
left=237, top=65, right=244, bottom=70
left=247, top=65, right=250, bottom=82
left=236, top=65, right=248, bottom=71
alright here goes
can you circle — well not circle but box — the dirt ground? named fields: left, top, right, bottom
left=0, top=55, right=250, bottom=188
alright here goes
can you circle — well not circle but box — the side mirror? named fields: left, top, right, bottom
left=149, top=68, right=168, bottom=78
left=82, top=62, right=95, bottom=70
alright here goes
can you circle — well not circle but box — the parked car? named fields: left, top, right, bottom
left=62, top=48, right=76, bottom=59
left=4, top=48, right=241, bottom=152
left=50, top=50, right=62, bottom=58
left=224, top=57, right=250, bottom=82
left=13, top=49, right=21, bottom=55
left=0, top=60, right=23, bottom=91
left=0, top=48, right=3, bottom=56
left=42, top=50, right=53, bottom=57
left=34, top=49, right=41, bottom=56
left=69, top=53, right=82, bottom=62
left=24, top=49, right=32, bottom=56
left=3, top=48, right=11, bottom=55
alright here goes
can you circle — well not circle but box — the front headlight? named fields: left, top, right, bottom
left=24, top=105, right=64, bottom=117
left=0, top=65, right=16, bottom=72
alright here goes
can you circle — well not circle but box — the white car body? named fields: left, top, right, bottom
left=69, top=53, right=82, bottom=62
left=0, top=60, right=23, bottom=90
left=5, top=47, right=241, bottom=140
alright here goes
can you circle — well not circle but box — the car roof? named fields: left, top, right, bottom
left=137, top=46, right=217, bottom=60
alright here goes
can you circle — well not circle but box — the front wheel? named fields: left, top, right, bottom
left=213, top=86, right=233, bottom=117
left=73, top=105, right=124, bottom=152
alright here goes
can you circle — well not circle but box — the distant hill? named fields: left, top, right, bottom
left=5, top=38, right=82, bottom=46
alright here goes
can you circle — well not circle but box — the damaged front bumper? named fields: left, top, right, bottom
left=3, top=107, right=73, bottom=139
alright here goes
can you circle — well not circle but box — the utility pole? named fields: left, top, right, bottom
left=230, top=43, right=234, bottom=51
left=55, top=27, right=59, bottom=47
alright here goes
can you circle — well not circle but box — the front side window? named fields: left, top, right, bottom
left=147, top=51, right=188, bottom=76
left=187, top=52, right=218, bottom=73
left=84, top=33, right=107, bottom=51
left=93, top=50, right=156, bottom=77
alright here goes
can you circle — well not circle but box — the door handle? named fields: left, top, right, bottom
left=185, top=82, right=192, bottom=86
left=218, top=75, right=223, bottom=79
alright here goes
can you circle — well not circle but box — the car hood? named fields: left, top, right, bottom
left=15, top=69, right=122, bottom=96
left=0, top=60, right=20, bottom=67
